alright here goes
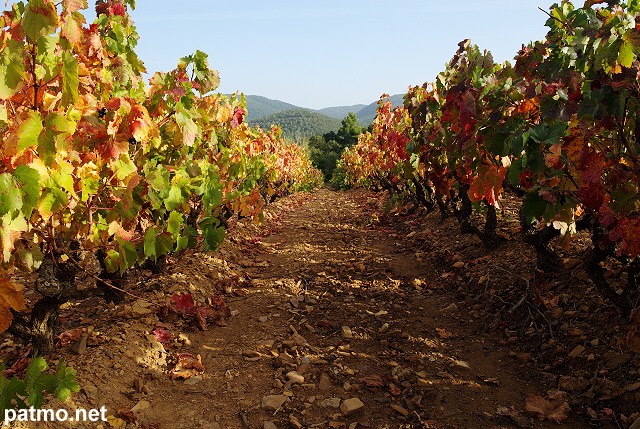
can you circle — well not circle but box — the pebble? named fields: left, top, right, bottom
left=242, top=350, right=261, bottom=358
left=452, top=261, right=465, bottom=269
left=567, top=345, right=585, bottom=359
left=340, top=398, right=364, bottom=416
left=275, top=353, right=296, bottom=367
left=289, top=415, right=303, bottom=429
left=259, top=316, right=268, bottom=322
left=71, top=334, right=89, bottom=355
left=341, top=326, right=353, bottom=339
left=82, top=383, right=99, bottom=404
left=178, top=333, right=192, bottom=346
left=318, top=398, right=341, bottom=408
left=318, top=373, right=332, bottom=390
left=129, top=299, right=154, bottom=316
left=261, top=395, right=288, bottom=411
left=258, top=339, right=275, bottom=349
left=286, top=371, right=305, bottom=384
left=390, top=404, right=410, bottom=417
left=606, top=353, right=631, bottom=370
left=263, top=422, right=277, bottom=429
left=290, top=333, right=307, bottom=346
left=130, top=400, right=151, bottom=414
left=184, top=376, right=203, bottom=385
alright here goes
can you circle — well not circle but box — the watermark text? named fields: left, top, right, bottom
left=4, top=406, right=108, bottom=424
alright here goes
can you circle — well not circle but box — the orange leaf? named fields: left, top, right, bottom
left=0, top=277, right=26, bottom=333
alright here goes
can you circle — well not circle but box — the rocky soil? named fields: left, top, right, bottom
left=2, top=187, right=640, bottom=429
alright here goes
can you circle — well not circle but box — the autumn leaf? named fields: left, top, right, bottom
left=436, top=328, right=455, bottom=339
left=171, top=293, right=195, bottom=312
left=170, top=353, right=205, bottom=379
left=0, top=277, right=26, bottom=333
left=525, top=392, right=570, bottom=423
left=230, top=107, right=245, bottom=129
left=62, top=0, right=87, bottom=13
left=152, top=328, right=172, bottom=344
left=128, top=105, right=154, bottom=143
left=469, top=164, right=506, bottom=207
left=108, top=220, right=134, bottom=241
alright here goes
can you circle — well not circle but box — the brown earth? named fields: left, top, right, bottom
left=4, top=187, right=640, bottom=428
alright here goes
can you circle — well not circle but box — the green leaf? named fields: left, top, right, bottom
left=529, top=122, right=567, bottom=146
left=54, top=361, right=79, bottom=402
left=14, top=165, right=41, bottom=217
left=17, top=111, right=43, bottom=152
left=487, top=132, right=511, bottom=157
left=167, top=211, right=184, bottom=236
left=0, top=39, right=26, bottom=99
left=164, top=185, right=184, bottom=211
left=0, top=173, right=23, bottom=217
left=115, top=154, right=136, bottom=180
left=521, top=191, right=547, bottom=223
left=61, top=50, right=79, bottom=106
left=199, top=216, right=225, bottom=252
left=144, top=226, right=157, bottom=260
left=37, top=181, right=68, bottom=219
left=23, top=0, right=59, bottom=43
left=118, top=239, right=139, bottom=273
left=618, top=38, right=635, bottom=68
left=104, top=250, right=119, bottom=273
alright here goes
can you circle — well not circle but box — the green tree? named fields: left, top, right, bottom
left=308, top=113, right=362, bottom=180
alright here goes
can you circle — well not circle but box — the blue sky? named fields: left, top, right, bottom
left=126, top=1, right=554, bottom=109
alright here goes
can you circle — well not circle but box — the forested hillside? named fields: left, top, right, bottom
left=241, top=95, right=302, bottom=121
left=249, top=109, right=342, bottom=143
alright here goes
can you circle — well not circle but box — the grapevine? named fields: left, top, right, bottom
left=0, top=0, right=321, bottom=353
left=336, top=0, right=640, bottom=317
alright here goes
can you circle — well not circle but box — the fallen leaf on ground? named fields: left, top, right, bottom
left=170, top=353, right=205, bottom=379
left=525, top=391, right=570, bottom=423
left=57, top=328, right=83, bottom=347
left=436, top=328, right=455, bottom=339
left=152, top=328, right=172, bottom=344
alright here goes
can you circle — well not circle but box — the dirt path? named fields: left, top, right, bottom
left=11, top=188, right=588, bottom=429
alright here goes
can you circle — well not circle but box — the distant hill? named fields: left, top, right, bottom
left=236, top=94, right=406, bottom=136
left=317, top=104, right=367, bottom=120
left=249, top=109, right=342, bottom=143
left=355, top=94, right=405, bottom=125
left=241, top=95, right=302, bottom=122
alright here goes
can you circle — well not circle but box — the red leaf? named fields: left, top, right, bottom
left=196, top=306, right=208, bottom=330
left=152, top=328, right=172, bottom=344
left=610, top=215, right=640, bottom=257
left=171, top=293, right=195, bottom=311
left=578, top=150, right=606, bottom=184
left=577, top=182, right=607, bottom=210
left=230, top=107, right=245, bottom=128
